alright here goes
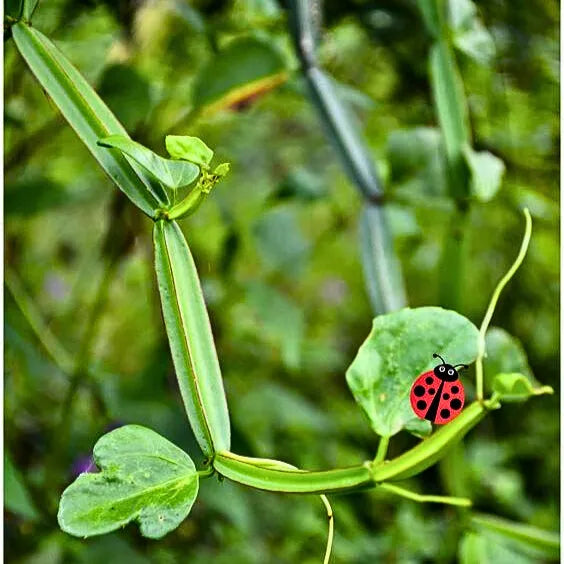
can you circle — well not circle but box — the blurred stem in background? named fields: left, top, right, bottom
left=418, top=0, right=472, bottom=310
left=6, top=191, right=137, bottom=507
left=417, top=0, right=474, bottom=543
left=58, top=193, right=136, bottom=431
left=286, top=0, right=407, bottom=314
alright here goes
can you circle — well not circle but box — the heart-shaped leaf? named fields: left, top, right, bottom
left=165, top=136, right=214, bottom=168
left=346, top=307, right=479, bottom=438
left=448, top=0, right=496, bottom=65
left=58, top=425, right=199, bottom=539
left=98, top=135, right=200, bottom=190
left=492, top=373, right=553, bottom=403
left=463, top=146, right=505, bottom=202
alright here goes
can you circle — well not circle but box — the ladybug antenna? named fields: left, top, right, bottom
left=454, top=363, right=469, bottom=371
left=433, top=353, right=446, bottom=364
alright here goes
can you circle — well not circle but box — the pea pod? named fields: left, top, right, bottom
left=153, top=220, right=230, bottom=456
left=213, top=451, right=374, bottom=494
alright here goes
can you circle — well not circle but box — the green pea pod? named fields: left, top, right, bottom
left=153, top=220, right=230, bottom=456
left=214, top=452, right=374, bottom=494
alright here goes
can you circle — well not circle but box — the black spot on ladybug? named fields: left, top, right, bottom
left=450, top=398, right=462, bottom=410
left=452, top=386, right=459, bottom=394
left=443, top=393, right=450, bottom=400
left=416, top=400, right=427, bottom=410
left=429, top=388, right=435, bottom=395
left=414, top=385, right=425, bottom=397
left=440, top=408, right=450, bottom=419
left=425, top=376, right=433, bottom=384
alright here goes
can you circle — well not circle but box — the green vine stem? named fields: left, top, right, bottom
left=373, top=435, right=390, bottom=464
left=475, top=208, right=532, bottom=399
left=378, top=483, right=471, bottom=507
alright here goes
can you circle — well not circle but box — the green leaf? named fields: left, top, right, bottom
left=22, top=0, right=39, bottom=20
left=492, top=373, right=553, bottom=403
left=5, top=453, right=40, bottom=521
left=98, top=135, right=199, bottom=190
left=58, top=425, right=199, bottom=539
left=213, top=163, right=230, bottom=177
left=153, top=220, right=231, bottom=457
left=483, top=327, right=536, bottom=394
left=387, top=127, right=447, bottom=197
left=346, top=307, right=479, bottom=438
left=11, top=23, right=164, bottom=217
left=165, top=136, right=213, bottom=168
left=463, top=146, right=505, bottom=202
left=448, top=0, right=495, bottom=65
left=470, top=513, right=560, bottom=560
left=416, top=0, right=441, bottom=38
left=192, top=37, right=287, bottom=113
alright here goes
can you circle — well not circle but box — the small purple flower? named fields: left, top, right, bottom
left=70, top=454, right=97, bottom=478
left=69, top=422, right=124, bottom=478
left=71, top=420, right=124, bottom=478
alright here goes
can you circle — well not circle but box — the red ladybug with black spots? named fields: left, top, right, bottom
left=410, top=353, right=468, bottom=424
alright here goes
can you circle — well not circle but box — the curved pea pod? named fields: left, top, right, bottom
left=153, top=220, right=230, bottom=456
left=214, top=451, right=374, bottom=494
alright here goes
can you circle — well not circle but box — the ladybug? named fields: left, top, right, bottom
left=410, top=353, right=468, bottom=424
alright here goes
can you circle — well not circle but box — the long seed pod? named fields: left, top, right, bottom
left=12, top=23, right=167, bottom=216
left=154, top=220, right=230, bottom=457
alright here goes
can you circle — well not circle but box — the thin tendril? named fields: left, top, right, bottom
left=320, top=495, right=334, bottom=564
left=475, top=208, right=532, bottom=399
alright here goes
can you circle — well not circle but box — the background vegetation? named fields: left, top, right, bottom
left=5, top=0, right=559, bottom=562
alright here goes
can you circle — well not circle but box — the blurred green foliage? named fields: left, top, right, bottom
left=5, top=0, right=558, bottom=562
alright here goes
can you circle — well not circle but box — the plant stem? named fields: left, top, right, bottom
left=475, top=209, right=532, bottom=399
left=370, top=400, right=496, bottom=483
left=378, top=483, right=471, bottom=506
left=197, top=466, right=215, bottom=479
left=5, top=267, right=74, bottom=374
left=286, top=0, right=407, bottom=314
left=438, top=205, right=469, bottom=310
left=373, top=435, right=390, bottom=464
left=320, top=495, right=334, bottom=564
left=58, top=253, right=117, bottom=425
left=214, top=400, right=496, bottom=494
